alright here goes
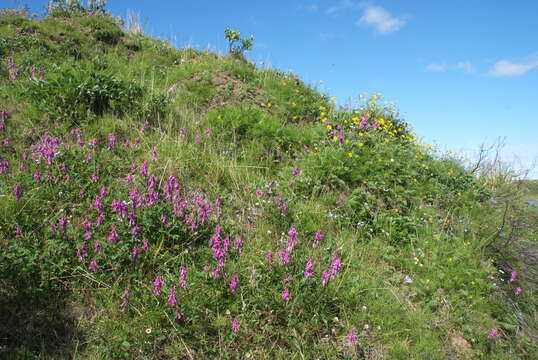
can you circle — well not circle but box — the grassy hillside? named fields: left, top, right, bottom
left=1, top=4, right=537, bottom=359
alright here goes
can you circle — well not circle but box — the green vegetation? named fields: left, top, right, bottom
left=0, top=3, right=536, bottom=359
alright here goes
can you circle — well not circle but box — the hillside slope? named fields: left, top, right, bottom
left=1, top=5, right=537, bottom=359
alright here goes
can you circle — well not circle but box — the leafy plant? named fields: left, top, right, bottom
left=224, top=27, right=254, bottom=59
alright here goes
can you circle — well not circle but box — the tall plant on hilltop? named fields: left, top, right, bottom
left=224, top=27, right=254, bottom=59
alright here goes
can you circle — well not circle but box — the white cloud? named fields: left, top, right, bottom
left=425, top=63, right=447, bottom=72
left=456, top=60, right=474, bottom=74
left=357, top=4, right=406, bottom=35
left=489, top=59, right=538, bottom=77
left=327, top=0, right=360, bottom=14
left=424, top=60, right=475, bottom=74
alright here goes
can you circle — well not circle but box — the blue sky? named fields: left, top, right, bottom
left=18, top=0, right=538, bottom=178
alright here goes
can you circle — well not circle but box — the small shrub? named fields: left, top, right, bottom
left=224, top=27, right=254, bottom=60
left=25, top=66, right=145, bottom=124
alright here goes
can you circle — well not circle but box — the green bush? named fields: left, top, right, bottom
left=25, top=66, right=144, bottom=124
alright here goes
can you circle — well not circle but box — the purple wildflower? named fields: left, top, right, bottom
left=142, top=239, right=149, bottom=251
left=93, top=241, right=102, bottom=254
left=131, top=247, right=139, bottom=261
left=167, top=287, right=177, bottom=307
left=514, top=287, right=522, bottom=296
left=95, top=213, right=105, bottom=227
left=266, top=250, right=274, bottom=269
left=131, top=226, right=141, bottom=237
left=321, top=254, right=343, bottom=286
left=508, top=270, right=517, bottom=283
left=487, top=327, right=498, bottom=340
left=0, top=158, right=9, bottom=174
left=347, top=329, right=360, bottom=345
left=279, top=249, right=291, bottom=265
left=313, top=230, right=324, bottom=248
left=256, top=189, right=265, bottom=198
left=0, top=109, right=8, bottom=131
left=286, top=227, right=298, bottom=252
left=13, top=184, right=22, bottom=201
left=278, top=194, right=288, bottom=215
left=140, top=161, right=148, bottom=177
left=281, top=287, right=290, bottom=301
left=106, top=133, right=117, bottom=150
left=160, top=214, right=171, bottom=228
left=231, top=317, right=240, bottom=333
left=108, top=226, right=118, bottom=243
left=150, top=147, right=157, bottom=161
left=152, top=274, right=163, bottom=295
left=88, top=259, right=99, bottom=271
left=82, top=218, right=92, bottom=231
left=304, top=258, right=314, bottom=278
left=58, top=217, right=67, bottom=234
left=180, top=128, right=186, bottom=137
left=230, top=274, right=239, bottom=293
left=76, top=243, right=87, bottom=262
left=31, top=135, right=61, bottom=165
left=179, top=266, right=188, bottom=290
left=235, top=237, right=244, bottom=254
left=292, top=167, right=301, bottom=177
left=15, top=226, right=22, bottom=238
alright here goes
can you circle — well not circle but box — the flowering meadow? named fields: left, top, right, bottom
left=1, top=3, right=537, bottom=359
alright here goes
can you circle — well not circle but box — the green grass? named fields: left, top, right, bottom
left=0, top=4, right=537, bottom=359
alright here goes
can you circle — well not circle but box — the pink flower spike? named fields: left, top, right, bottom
left=13, top=184, right=22, bottom=201
left=514, top=287, right=522, bottom=296
left=231, top=317, right=240, bottom=333
left=281, top=287, right=290, bottom=301
left=179, top=266, right=188, bottom=289
left=230, top=274, right=239, bottom=293
left=279, top=249, right=290, bottom=265
left=508, top=270, right=517, bottom=283
left=487, top=327, right=498, bottom=340
left=235, top=237, right=244, bottom=254
left=347, top=329, right=360, bottom=345
left=313, top=230, right=324, bottom=248
left=167, top=287, right=177, bottom=307
left=88, top=259, right=99, bottom=271
left=152, top=274, right=163, bottom=295
left=304, top=257, right=314, bottom=278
